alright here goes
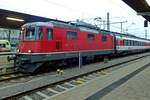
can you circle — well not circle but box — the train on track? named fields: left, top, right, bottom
left=0, top=40, right=11, bottom=52
left=12, top=20, right=150, bottom=73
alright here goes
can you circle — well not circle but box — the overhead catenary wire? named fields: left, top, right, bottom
left=107, top=0, right=144, bottom=21
left=43, top=0, right=94, bottom=17
left=38, top=0, right=149, bottom=39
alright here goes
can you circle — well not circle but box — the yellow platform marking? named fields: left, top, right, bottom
left=1, top=76, right=10, bottom=79
left=75, top=80, right=84, bottom=84
left=100, top=70, right=109, bottom=75
left=9, top=80, right=16, bottom=82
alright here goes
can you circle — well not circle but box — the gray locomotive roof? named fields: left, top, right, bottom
left=22, top=21, right=79, bottom=30
left=49, top=21, right=79, bottom=30
left=22, top=22, right=53, bottom=27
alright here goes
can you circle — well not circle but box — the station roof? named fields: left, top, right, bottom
left=0, top=9, right=57, bottom=29
left=123, top=0, right=150, bottom=21
left=1, top=1, right=150, bottom=29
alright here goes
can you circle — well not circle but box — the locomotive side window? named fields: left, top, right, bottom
left=46, top=28, right=53, bottom=40
left=102, top=35, right=107, bottom=41
left=88, top=33, right=95, bottom=41
left=67, top=31, right=77, bottom=40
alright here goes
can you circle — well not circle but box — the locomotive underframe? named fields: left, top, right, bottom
left=16, top=50, right=114, bottom=72
left=15, top=48, right=150, bottom=73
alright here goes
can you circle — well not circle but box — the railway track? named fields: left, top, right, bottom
left=4, top=52, right=150, bottom=100
left=16, top=71, right=109, bottom=100
left=0, top=72, right=30, bottom=83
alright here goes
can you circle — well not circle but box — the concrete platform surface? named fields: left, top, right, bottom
left=99, top=62, right=150, bottom=100
left=50, top=55, right=150, bottom=100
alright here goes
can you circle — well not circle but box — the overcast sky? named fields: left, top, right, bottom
left=0, top=0, right=149, bottom=38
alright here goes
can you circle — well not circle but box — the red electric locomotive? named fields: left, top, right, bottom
left=15, top=20, right=150, bottom=73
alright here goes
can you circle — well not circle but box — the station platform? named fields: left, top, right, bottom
left=50, top=55, right=150, bottom=100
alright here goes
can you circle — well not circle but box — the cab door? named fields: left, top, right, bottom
left=44, top=27, right=55, bottom=52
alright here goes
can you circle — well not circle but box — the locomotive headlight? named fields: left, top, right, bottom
left=17, top=49, right=20, bottom=52
left=28, top=50, right=32, bottom=53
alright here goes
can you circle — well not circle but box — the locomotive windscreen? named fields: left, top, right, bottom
left=21, top=27, right=43, bottom=40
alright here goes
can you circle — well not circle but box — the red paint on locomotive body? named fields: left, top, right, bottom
left=18, top=22, right=114, bottom=54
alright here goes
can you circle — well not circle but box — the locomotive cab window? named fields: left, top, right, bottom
left=102, top=35, right=107, bottom=41
left=67, top=31, right=77, bottom=40
left=88, top=33, right=95, bottom=41
left=46, top=28, right=53, bottom=40
left=36, top=27, right=43, bottom=40
left=24, top=27, right=43, bottom=40
left=24, top=27, right=36, bottom=40
left=20, top=27, right=24, bottom=39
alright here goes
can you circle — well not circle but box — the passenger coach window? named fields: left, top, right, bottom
left=131, top=41, right=133, bottom=46
left=46, top=28, right=53, bottom=40
left=67, top=31, right=77, bottom=40
left=102, top=35, right=107, bottom=41
left=88, top=34, right=95, bottom=41
left=128, top=40, right=131, bottom=46
left=124, top=40, right=128, bottom=46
